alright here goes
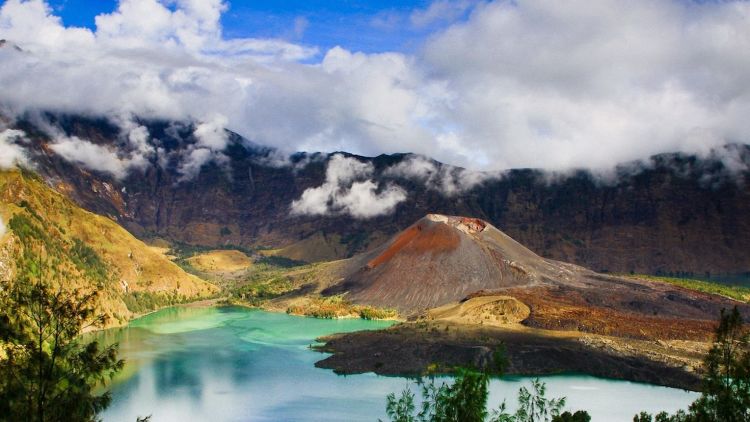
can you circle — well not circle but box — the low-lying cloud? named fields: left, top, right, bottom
left=384, top=155, right=497, bottom=196
left=0, top=128, right=29, bottom=169
left=0, top=0, right=749, bottom=176
left=291, top=154, right=407, bottom=218
left=14, top=111, right=233, bottom=181
left=177, top=114, right=231, bottom=181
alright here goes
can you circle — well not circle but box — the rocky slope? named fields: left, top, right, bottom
left=323, top=214, right=749, bottom=341
left=310, top=215, right=748, bottom=389
left=0, top=169, right=217, bottom=326
left=8, top=113, right=750, bottom=277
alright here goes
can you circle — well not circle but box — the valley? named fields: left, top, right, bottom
left=1, top=163, right=746, bottom=399
left=8, top=114, right=750, bottom=279
left=2, top=1, right=750, bottom=420
left=152, top=214, right=749, bottom=391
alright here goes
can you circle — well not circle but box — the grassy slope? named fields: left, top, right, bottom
left=0, top=169, right=218, bottom=325
left=624, top=274, right=750, bottom=302
left=187, top=249, right=253, bottom=273
left=170, top=244, right=399, bottom=320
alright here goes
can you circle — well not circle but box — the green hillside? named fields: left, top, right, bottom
left=0, top=169, right=218, bottom=327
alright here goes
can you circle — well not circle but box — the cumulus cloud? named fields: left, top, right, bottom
left=421, top=0, right=750, bottom=170
left=0, top=0, right=748, bottom=175
left=0, top=128, right=29, bottom=169
left=22, top=113, right=156, bottom=179
left=291, top=154, right=407, bottom=218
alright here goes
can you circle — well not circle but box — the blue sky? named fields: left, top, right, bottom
left=46, top=0, right=467, bottom=54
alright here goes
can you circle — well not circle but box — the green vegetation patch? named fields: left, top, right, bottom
left=287, top=296, right=398, bottom=320
left=226, top=260, right=301, bottom=305
left=9, top=211, right=115, bottom=289
left=122, top=291, right=188, bottom=314
left=70, top=238, right=110, bottom=286
left=626, top=274, right=750, bottom=302
left=8, top=213, right=59, bottom=254
left=358, top=306, right=398, bottom=320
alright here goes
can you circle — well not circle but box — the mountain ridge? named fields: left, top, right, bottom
left=5, top=112, right=750, bottom=278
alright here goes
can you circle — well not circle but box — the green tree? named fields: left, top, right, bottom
left=381, top=370, right=572, bottom=422
left=552, top=410, right=591, bottom=422
left=633, top=410, right=688, bottom=422
left=0, top=248, right=123, bottom=422
left=689, top=306, right=750, bottom=421
left=381, top=369, right=490, bottom=422
left=420, top=368, right=490, bottom=422
left=514, top=378, right=565, bottom=422
left=634, top=306, right=750, bottom=422
left=491, top=378, right=566, bottom=422
left=384, top=387, right=417, bottom=422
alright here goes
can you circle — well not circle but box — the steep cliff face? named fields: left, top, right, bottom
left=10, top=114, right=750, bottom=277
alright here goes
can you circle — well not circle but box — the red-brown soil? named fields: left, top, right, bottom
left=366, top=221, right=461, bottom=269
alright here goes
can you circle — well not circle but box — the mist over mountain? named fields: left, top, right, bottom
left=1, top=0, right=750, bottom=172
left=2, top=112, right=748, bottom=279
left=1, top=1, right=748, bottom=282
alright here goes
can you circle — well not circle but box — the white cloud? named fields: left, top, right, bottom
left=384, top=155, right=495, bottom=196
left=291, top=154, right=407, bottom=218
left=49, top=136, right=133, bottom=179
left=0, top=128, right=29, bottom=169
left=0, top=0, right=748, bottom=176
left=420, top=0, right=750, bottom=170
left=177, top=113, right=230, bottom=180
left=410, top=0, right=476, bottom=28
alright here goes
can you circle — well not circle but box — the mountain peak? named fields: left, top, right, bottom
left=324, top=214, right=750, bottom=341
left=331, top=214, right=548, bottom=312
left=423, top=214, right=487, bottom=235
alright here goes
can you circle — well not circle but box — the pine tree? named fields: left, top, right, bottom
left=0, top=242, right=123, bottom=422
left=634, top=306, right=750, bottom=422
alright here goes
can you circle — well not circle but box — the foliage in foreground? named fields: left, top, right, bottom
left=381, top=369, right=588, bottom=422
left=635, top=306, right=750, bottom=422
left=0, top=250, right=124, bottom=421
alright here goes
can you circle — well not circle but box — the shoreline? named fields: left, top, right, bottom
left=312, top=320, right=705, bottom=392
left=105, top=299, right=706, bottom=391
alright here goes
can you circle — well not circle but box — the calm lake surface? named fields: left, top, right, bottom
left=99, top=306, right=698, bottom=422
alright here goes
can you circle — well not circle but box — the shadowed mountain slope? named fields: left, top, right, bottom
left=7, top=113, right=750, bottom=277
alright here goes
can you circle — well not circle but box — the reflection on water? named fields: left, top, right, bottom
left=100, top=306, right=698, bottom=422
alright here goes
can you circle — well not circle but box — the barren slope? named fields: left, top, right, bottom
left=325, top=214, right=749, bottom=341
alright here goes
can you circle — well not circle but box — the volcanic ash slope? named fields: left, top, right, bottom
left=326, top=214, right=749, bottom=341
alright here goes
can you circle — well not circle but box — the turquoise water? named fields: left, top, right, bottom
left=99, top=306, right=699, bottom=421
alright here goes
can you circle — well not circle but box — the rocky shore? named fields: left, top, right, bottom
left=313, top=321, right=706, bottom=391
